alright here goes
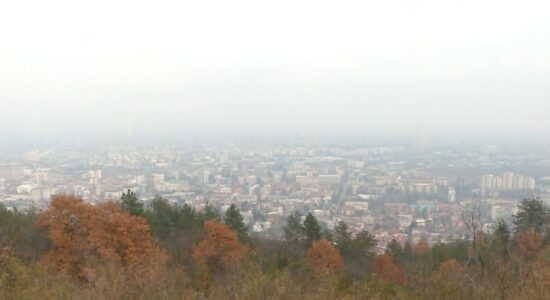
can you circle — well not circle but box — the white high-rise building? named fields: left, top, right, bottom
left=495, top=177, right=503, bottom=190
left=203, top=170, right=211, bottom=184
left=448, top=187, right=456, bottom=203
left=527, top=178, right=536, bottom=190
left=503, top=172, right=514, bottom=191
left=481, top=174, right=494, bottom=191
left=516, top=175, right=525, bottom=190
left=480, top=172, right=535, bottom=192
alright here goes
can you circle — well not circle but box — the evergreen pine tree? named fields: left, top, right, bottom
left=284, top=211, right=305, bottom=243
left=402, top=241, right=413, bottom=262
left=120, top=189, right=144, bottom=217
left=513, top=197, right=549, bottom=234
left=224, top=204, right=249, bottom=243
left=304, top=213, right=322, bottom=247
left=334, top=221, right=352, bottom=257
left=385, top=239, right=403, bottom=260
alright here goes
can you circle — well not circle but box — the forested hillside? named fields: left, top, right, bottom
left=1, top=194, right=549, bottom=299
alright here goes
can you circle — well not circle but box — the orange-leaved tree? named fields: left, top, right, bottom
left=373, top=254, right=406, bottom=284
left=438, top=258, right=465, bottom=280
left=193, top=219, right=248, bottom=272
left=412, top=239, right=430, bottom=256
left=36, top=195, right=166, bottom=278
left=306, top=238, right=343, bottom=273
left=516, top=228, right=542, bottom=258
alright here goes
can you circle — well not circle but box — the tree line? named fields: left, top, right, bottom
left=1, top=193, right=550, bottom=299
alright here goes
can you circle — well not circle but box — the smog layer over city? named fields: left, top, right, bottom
left=1, top=0, right=550, bottom=299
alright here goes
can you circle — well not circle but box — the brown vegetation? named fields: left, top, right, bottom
left=438, top=258, right=464, bottom=280
left=4, top=196, right=550, bottom=299
left=36, top=195, right=166, bottom=279
left=516, top=229, right=542, bottom=257
left=192, top=219, right=248, bottom=272
left=306, top=239, right=343, bottom=273
left=412, top=239, right=430, bottom=256
left=373, top=254, right=406, bottom=284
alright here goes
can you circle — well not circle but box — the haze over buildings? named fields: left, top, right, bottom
left=0, top=0, right=549, bottom=242
left=2, top=140, right=550, bottom=247
left=1, top=0, right=550, bottom=138
left=3, top=0, right=550, bottom=298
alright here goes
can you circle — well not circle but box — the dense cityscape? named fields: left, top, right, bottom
left=2, top=1, right=549, bottom=297
left=2, top=138, right=547, bottom=252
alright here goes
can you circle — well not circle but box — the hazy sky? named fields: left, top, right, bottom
left=1, top=0, right=549, bottom=138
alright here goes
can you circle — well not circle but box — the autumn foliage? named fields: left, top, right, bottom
left=516, top=229, right=542, bottom=257
left=5, top=197, right=550, bottom=299
left=306, top=239, right=343, bottom=273
left=412, top=239, right=430, bottom=256
left=36, top=195, right=166, bottom=278
left=438, top=259, right=464, bottom=280
left=192, top=219, right=248, bottom=271
left=373, top=254, right=406, bottom=284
